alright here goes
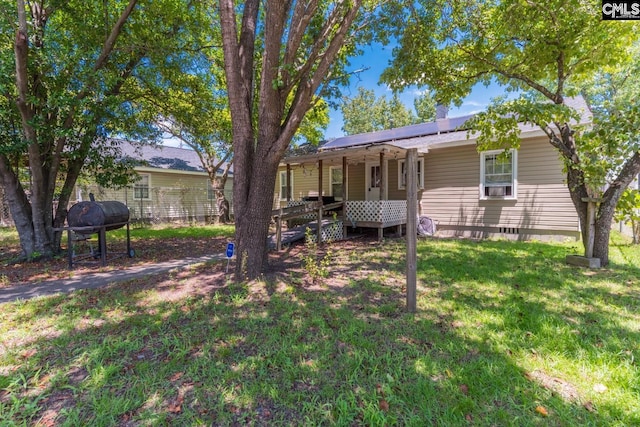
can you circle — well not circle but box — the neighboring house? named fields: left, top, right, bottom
left=616, top=173, right=640, bottom=239
left=74, top=141, right=233, bottom=223
left=276, top=98, right=592, bottom=241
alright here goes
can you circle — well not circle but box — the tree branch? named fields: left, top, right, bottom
left=457, top=41, right=559, bottom=102
left=279, top=0, right=363, bottom=147
left=93, top=0, right=138, bottom=71
left=284, top=0, right=319, bottom=70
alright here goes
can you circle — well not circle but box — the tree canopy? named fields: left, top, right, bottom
left=340, top=87, right=436, bottom=135
left=1, top=0, right=213, bottom=259
left=381, top=0, right=640, bottom=265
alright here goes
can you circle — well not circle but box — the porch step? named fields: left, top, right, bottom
left=268, top=219, right=343, bottom=249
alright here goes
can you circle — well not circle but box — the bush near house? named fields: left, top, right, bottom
left=615, top=188, right=640, bottom=244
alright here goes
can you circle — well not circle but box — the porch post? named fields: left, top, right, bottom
left=317, top=160, right=323, bottom=244
left=406, top=148, right=418, bottom=312
left=342, top=156, right=348, bottom=239
left=565, top=197, right=602, bottom=268
left=582, top=197, right=603, bottom=259
left=286, top=164, right=292, bottom=201
left=380, top=151, right=387, bottom=201
left=379, top=151, right=386, bottom=241
left=342, top=156, right=348, bottom=201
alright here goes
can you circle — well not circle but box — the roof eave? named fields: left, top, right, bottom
left=281, top=143, right=412, bottom=166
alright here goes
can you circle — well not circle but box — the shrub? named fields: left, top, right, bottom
left=614, top=188, right=640, bottom=244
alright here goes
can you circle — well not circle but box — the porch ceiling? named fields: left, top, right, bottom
left=281, top=143, right=428, bottom=166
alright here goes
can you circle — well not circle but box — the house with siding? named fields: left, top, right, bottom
left=275, top=98, right=591, bottom=241
left=74, top=141, right=233, bottom=223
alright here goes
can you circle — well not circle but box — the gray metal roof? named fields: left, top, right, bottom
left=320, top=114, right=475, bottom=151
left=134, top=145, right=203, bottom=171
left=116, top=140, right=231, bottom=173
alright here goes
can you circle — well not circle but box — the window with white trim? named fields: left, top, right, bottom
left=279, top=170, right=293, bottom=200
left=398, top=158, right=424, bottom=189
left=330, top=167, right=343, bottom=200
left=133, top=174, right=150, bottom=200
left=480, top=150, right=517, bottom=199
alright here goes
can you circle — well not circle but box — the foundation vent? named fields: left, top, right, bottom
left=499, top=227, right=520, bottom=234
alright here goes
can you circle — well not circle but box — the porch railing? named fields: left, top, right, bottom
left=344, top=200, right=407, bottom=226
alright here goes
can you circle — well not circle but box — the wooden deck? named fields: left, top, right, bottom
left=270, top=199, right=407, bottom=249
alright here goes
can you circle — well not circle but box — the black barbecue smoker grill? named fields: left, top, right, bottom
left=58, top=196, right=135, bottom=269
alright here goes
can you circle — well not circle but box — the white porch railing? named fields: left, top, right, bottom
left=272, top=199, right=407, bottom=243
left=344, top=200, right=407, bottom=226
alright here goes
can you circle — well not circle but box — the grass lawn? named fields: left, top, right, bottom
left=1, top=227, right=639, bottom=426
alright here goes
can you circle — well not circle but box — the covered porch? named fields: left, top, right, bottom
left=273, top=142, right=425, bottom=247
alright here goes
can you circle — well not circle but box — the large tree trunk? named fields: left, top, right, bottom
left=219, top=0, right=261, bottom=278
left=15, top=1, right=53, bottom=258
left=234, top=159, right=279, bottom=278
left=0, top=156, right=36, bottom=258
left=213, top=177, right=230, bottom=224
left=593, top=208, right=614, bottom=265
left=565, top=157, right=617, bottom=266
left=1, top=153, right=55, bottom=259
left=219, top=0, right=363, bottom=280
left=565, top=164, right=590, bottom=247
left=592, top=152, right=640, bottom=265
left=561, top=126, right=640, bottom=266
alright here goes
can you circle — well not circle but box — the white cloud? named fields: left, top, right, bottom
left=462, top=100, right=487, bottom=108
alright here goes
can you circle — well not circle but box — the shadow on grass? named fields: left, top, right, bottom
left=1, top=237, right=638, bottom=426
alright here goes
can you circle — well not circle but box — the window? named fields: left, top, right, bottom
left=279, top=170, right=293, bottom=200
left=133, top=174, right=150, bottom=199
left=370, top=165, right=381, bottom=189
left=480, top=150, right=517, bottom=199
left=398, top=158, right=424, bottom=189
left=330, top=167, right=343, bottom=200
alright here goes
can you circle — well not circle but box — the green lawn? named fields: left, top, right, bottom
left=0, top=227, right=19, bottom=246
left=0, top=224, right=235, bottom=246
left=1, top=229, right=639, bottom=426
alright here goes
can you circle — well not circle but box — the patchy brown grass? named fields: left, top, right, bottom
left=1, top=234, right=230, bottom=287
left=1, top=227, right=389, bottom=291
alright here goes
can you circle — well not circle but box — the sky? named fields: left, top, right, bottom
left=323, top=42, right=507, bottom=140
left=163, top=42, right=507, bottom=147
